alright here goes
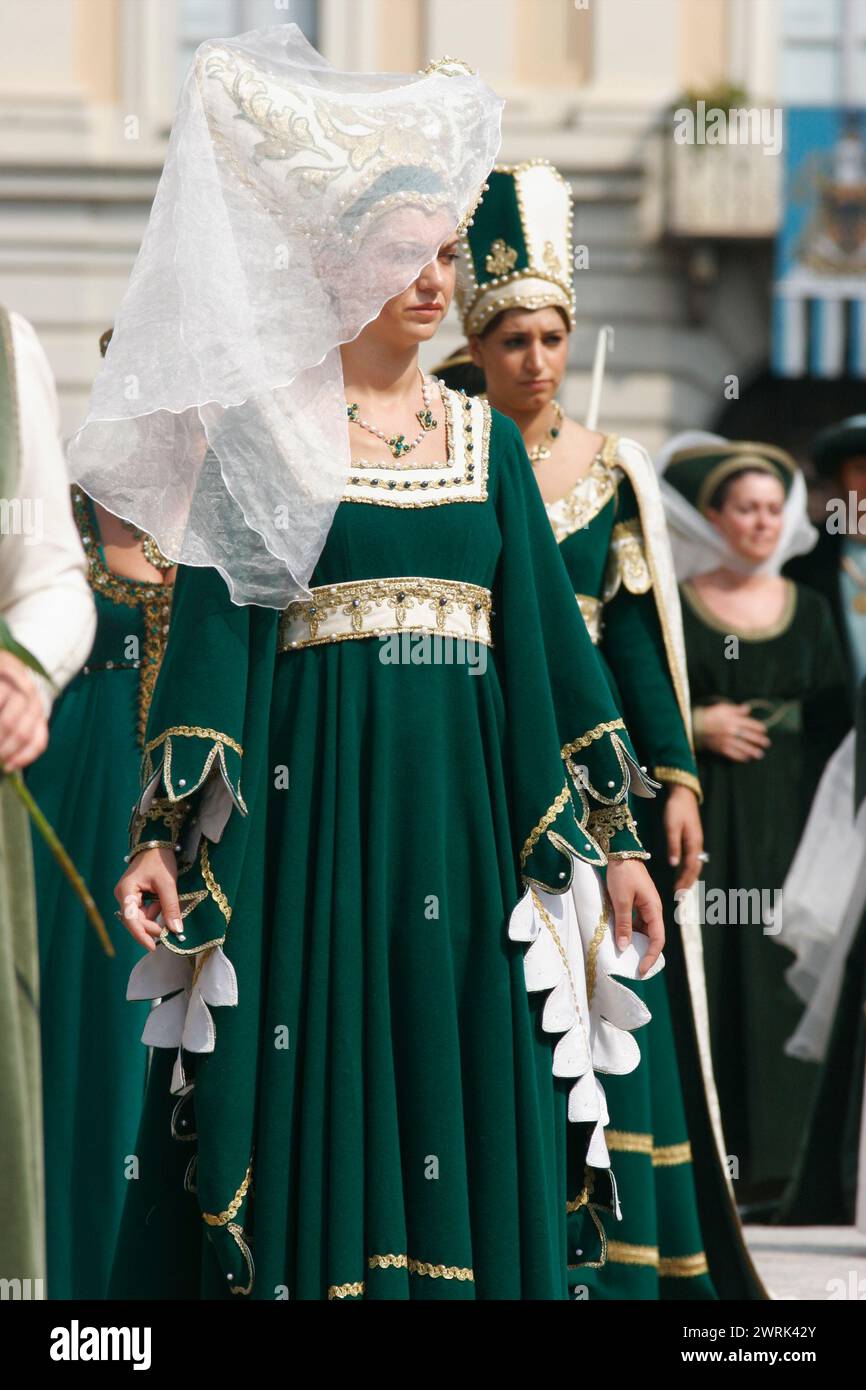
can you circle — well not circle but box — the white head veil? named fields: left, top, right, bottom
left=67, top=25, right=503, bottom=607
left=654, top=430, right=818, bottom=581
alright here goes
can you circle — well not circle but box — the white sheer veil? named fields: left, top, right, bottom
left=67, top=25, right=503, bottom=607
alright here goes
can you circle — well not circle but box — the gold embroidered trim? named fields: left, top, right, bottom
left=519, top=784, right=571, bottom=869
left=139, top=727, right=247, bottom=816
left=585, top=900, right=610, bottom=1005
left=226, top=1222, right=255, bottom=1295
left=328, top=1279, right=365, bottom=1300
left=72, top=487, right=174, bottom=747
left=576, top=592, right=604, bottom=645
left=546, top=452, right=620, bottom=544
left=607, top=1240, right=659, bottom=1267
left=327, top=1253, right=475, bottom=1299
left=586, top=805, right=638, bottom=856
left=343, top=390, right=490, bottom=506
left=278, top=576, right=493, bottom=650
left=201, top=1160, right=252, bottom=1227
left=370, top=1253, right=474, bottom=1281
left=137, top=795, right=190, bottom=845
left=568, top=1192, right=609, bottom=1271
left=530, top=890, right=583, bottom=1019
left=200, top=839, right=231, bottom=925
left=607, top=1131, right=654, bottom=1155
left=652, top=766, right=703, bottom=801
left=659, top=1251, right=710, bottom=1278
left=606, top=1132, right=694, bottom=1167
left=606, top=1240, right=709, bottom=1277
left=561, top=718, right=626, bottom=757
left=566, top=1183, right=592, bottom=1214
left=603, top=518, right=652, bottom=601
left=485, top=238, right=519, bottom=276
left=653, top=1141, right=693, bottom=1167
left=145, top=725, right=243, bottom=759
left=567, top=1165, right=597, bottom=1214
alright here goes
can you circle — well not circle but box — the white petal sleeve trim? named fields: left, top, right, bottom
left=508, top=847, right=663, bottom=1171
left=127, top=941, right=238, bottom=1094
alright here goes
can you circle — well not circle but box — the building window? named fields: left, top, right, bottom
left=178, top=0, right=319, bottom=89
left=780, top=0, right=866, bottom=104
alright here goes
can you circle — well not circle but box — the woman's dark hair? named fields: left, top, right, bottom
left=480, top=304, right=571, bottom=339
left=707, top=466, right=785, bottom=512
left=434, top=350, right=486, bottom=396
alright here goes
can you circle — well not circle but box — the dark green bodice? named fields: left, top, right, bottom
left=546, top=437, right=699, bottom=794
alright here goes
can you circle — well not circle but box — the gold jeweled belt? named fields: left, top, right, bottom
left=576, top=592, right=604, bottom=646
left=278, top=576, right=494, bottom=651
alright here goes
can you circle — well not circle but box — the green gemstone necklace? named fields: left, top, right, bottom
left=347, top=369, right=438, bottom=459
left=527, top=400, right=564, bottom=465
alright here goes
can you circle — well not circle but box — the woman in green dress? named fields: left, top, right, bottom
left=657, top=435, right=851, bottom=1213
left=434, top=160, right=764, bottom=1299
left=25, top=330, right=177, bottom=1297
left=68, top=31, right=666, bottom=1301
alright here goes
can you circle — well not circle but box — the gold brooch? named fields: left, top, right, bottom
left=485, top=239, right=518, bottom=276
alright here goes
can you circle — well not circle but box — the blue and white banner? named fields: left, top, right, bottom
left=773, top=108, right=866, bottom=378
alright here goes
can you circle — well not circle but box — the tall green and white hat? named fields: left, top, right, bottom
left=455, top=159, right=575, bottom=336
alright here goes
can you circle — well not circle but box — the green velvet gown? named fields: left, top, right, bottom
left=24, top=488, right=174, bottom=1298
left=546, top=435, right=762, bottom=1299
left=681, top=579, right=850, bottom=1203
left=107, top=392, right=662, bottom=1301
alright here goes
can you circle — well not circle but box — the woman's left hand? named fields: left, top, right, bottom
left=663, top=784, right=704, bottom=892
left=605, top=858, right=665, bottom=977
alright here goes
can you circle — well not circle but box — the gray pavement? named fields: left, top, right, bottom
left=745, top=1225, right=866, bottom=1300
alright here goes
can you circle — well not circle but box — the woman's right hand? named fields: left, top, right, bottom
left=697, top=702, right=771, bottom=763
left=114, top=846, right=185, bottom=951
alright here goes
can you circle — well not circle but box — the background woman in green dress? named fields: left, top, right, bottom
left=25, top=330, right=177, bottom=1297
left=657, top=435, right=850, bottom=1215
left=434, top=160, right=763, bottom=1299
left=68, top=30, right=667, bottom=1301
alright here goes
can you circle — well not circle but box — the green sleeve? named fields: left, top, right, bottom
left=602, top=476, right=701, bottom=799
left=490, top=410, right=656, bottom=885
left=128, top=561, right=279, bottom=954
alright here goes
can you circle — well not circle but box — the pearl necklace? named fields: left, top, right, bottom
left=347, top=369, right=438, bottom=459
left=527, top=400, right=563, bottom=465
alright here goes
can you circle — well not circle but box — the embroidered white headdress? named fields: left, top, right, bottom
left=67, top=25, right=503, bottom=607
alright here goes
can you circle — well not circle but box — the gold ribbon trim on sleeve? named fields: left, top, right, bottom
left=603, top=518, right=652, bottom=601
